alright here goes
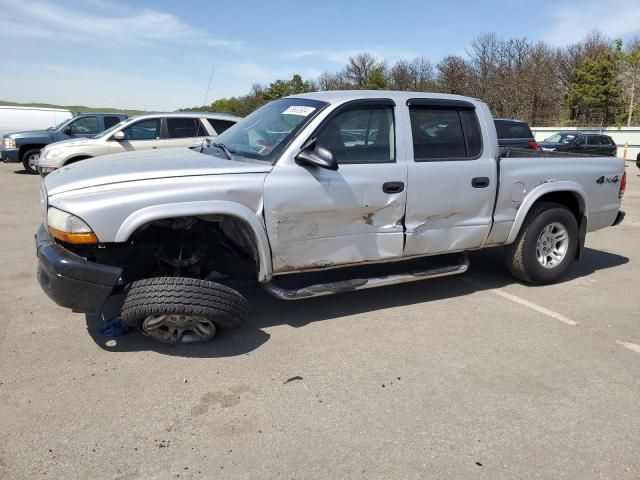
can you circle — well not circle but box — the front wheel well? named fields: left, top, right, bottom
left=19, top=144, right=46, bottom=160
left=63, top=155, right=92, bottom=165
left=78, top=215, right=263, bottom=284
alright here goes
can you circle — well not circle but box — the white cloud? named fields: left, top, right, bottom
left=0, top=0, right=241, bottom=48
left=545, top=0, right=640, bottom=45
left=285, top=48, right=416, bottom=65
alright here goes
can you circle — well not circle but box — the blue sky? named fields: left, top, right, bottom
left=1, top=0, right=639, bottom=111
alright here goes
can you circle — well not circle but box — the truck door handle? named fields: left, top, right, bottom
left=471, top=177, right=490, bottom=188
left=382, top=181, right=404, bottom=194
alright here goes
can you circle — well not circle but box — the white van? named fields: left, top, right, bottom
left=0, top=106, right=73, bottom=137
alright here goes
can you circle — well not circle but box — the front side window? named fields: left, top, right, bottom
left=122, top=118, right=161, bottom=141
left=69, top=116, right=99, bottom=135
left=573, top=135, right=586, bottom=146
left=209, top=98, right=327, bottom=163
left=315, top=105, right=395, bottom=164
left=409, top=106, right=482, bottom=160
left=166, top=118, right=199, bottom=139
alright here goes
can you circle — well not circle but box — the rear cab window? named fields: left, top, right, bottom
left=494, top=120, right=533, bottom=139
left=104, top=116, right=122, bottom=130
left=408, top=101, right=482, bottom=160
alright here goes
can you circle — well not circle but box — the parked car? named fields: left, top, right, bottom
left=494, top=118, right=537, bottom=149
left=35, top=91, right=625, bottom=345
left=0, top=106, right=72, bottom=137
left=36, top=112, right=240, bottom=176
left=1, top=113, right=128, bottom=173
left=637, top=151, right=640, bottom=170
left=538, top=132, right=617, bottom=156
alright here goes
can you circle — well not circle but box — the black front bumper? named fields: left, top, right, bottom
left=35, top=225, right=123, bottom=313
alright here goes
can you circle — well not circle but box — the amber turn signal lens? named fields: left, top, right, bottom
left=48, top=226, right=99, bottom=245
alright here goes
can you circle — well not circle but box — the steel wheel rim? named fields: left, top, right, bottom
left=27, top=153, right=40, bottom=170
left=535, top=222, right=569, bottom=269
left=141, top=314, right=216, bottom=344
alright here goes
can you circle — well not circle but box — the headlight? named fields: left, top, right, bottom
left=47, top=207, right=98, bottom=244
left=42, top=148, right=61, bottom=162
left=2, top=137, right=16, bottom=148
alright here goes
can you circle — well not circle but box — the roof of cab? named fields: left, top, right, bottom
left=287, top=90, right=483, bottom=106
left=128, top=111, right=242, bottom=121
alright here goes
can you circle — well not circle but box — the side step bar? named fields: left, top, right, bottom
left=263, top=256, right=470, bottom=301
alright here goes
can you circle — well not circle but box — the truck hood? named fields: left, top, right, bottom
left=45, top=148, right=273, bottom=196
left=3, top=129, right=54, bottom=139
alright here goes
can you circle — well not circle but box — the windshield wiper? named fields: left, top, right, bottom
left=209, top=141, right=235, bottom=161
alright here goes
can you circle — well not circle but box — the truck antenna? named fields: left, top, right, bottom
left=203, top=67, right=214, bottom=108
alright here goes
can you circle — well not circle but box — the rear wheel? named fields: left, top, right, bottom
left=505, top=202, right=578, bottom=285
left=22, top=149, right=41, bottom=174
left=121, top=277, right=248, bottom=344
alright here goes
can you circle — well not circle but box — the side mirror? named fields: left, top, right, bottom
left=295, top=146, right=338, bottom=171
left=64, top=127, right=73, bottom=135
left=112, top=131, right=125, bottom=141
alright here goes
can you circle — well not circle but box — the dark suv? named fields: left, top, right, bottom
left=538, top=132, right=617, bottom=156
left=494, top=118, right=538, bottom=149
left=1, top=113, right=128, bottom=173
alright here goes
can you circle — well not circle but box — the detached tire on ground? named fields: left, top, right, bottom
left=22, top=149, right=41, bottom=174
left=505, top=201, right=579, bottom=285
left=121, top=277, right=248, bottom=344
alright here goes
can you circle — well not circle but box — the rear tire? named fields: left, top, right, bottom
left=121, top=277, right=248, bottom=344
left=22, top=149, right=41, bottom=174
left=505, top=202, right=578, bottom=285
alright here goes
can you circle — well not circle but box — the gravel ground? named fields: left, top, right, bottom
left=0, top=161, right=638, bottom=480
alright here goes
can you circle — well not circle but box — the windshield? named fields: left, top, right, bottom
left=94, top=119, right=129, bottom=139
left=545, top=133, right=576, bottom=144
left=204, top=98, right=328, bottom=163
left=50, top=117, right=74, bottom=131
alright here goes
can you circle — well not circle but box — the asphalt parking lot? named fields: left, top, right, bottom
left=0, top=162, right=638, bottom=480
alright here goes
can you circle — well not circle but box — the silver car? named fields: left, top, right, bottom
left=37, top=112, right=240, bottom=175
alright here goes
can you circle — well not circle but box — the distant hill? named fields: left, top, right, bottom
left=0, top=100, right=147, bottom=117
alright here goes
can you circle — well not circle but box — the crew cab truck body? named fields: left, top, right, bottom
left=2, top=113, right=127, bottom=174
left=35, top=91, right=626, bottom=344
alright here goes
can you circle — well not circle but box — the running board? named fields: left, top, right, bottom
left=263, top=256, right=470, bottom=300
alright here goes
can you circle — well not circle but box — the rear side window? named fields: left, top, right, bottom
left=206, top=119, right=236, bottom=134
left=104, top=116, right=121, bottom=129
left=600, top=136, right=611, bottom=145
left=494, top=121, right=533, bottom=139
left=409, top=106, right=482, bottom=160
left=166, top=118, right=199, bottom=139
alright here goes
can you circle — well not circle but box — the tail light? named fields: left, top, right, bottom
left=619, top=171, right=626, bottom=199
left=528, top=140, right=538, bottom=150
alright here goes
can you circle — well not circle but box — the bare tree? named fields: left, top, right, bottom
left=436, top=56, right=474, bottom=95
left=345, top=53, right=379, bottom=88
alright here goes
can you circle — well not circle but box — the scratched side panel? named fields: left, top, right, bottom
left=264, top=163, right=407, bottom=273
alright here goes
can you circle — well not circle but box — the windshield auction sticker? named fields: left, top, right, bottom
left=282, top=106, right=316, bottom=116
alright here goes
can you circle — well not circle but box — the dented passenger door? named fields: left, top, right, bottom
left=264, top=100, right=408, bottom=274
left=403, top=99, right=497, bottom=256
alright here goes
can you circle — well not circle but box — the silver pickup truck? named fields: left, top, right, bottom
left=35, top=91, right=626, bottom=344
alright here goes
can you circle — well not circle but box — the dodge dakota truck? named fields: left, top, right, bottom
left=35, top=91, right=626, bottom=344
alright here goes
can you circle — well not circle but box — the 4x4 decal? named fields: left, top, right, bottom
left=596, top=175, right=619, bottom=185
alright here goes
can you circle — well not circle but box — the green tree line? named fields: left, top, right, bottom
left=185, top=31, right=640, bottom=127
